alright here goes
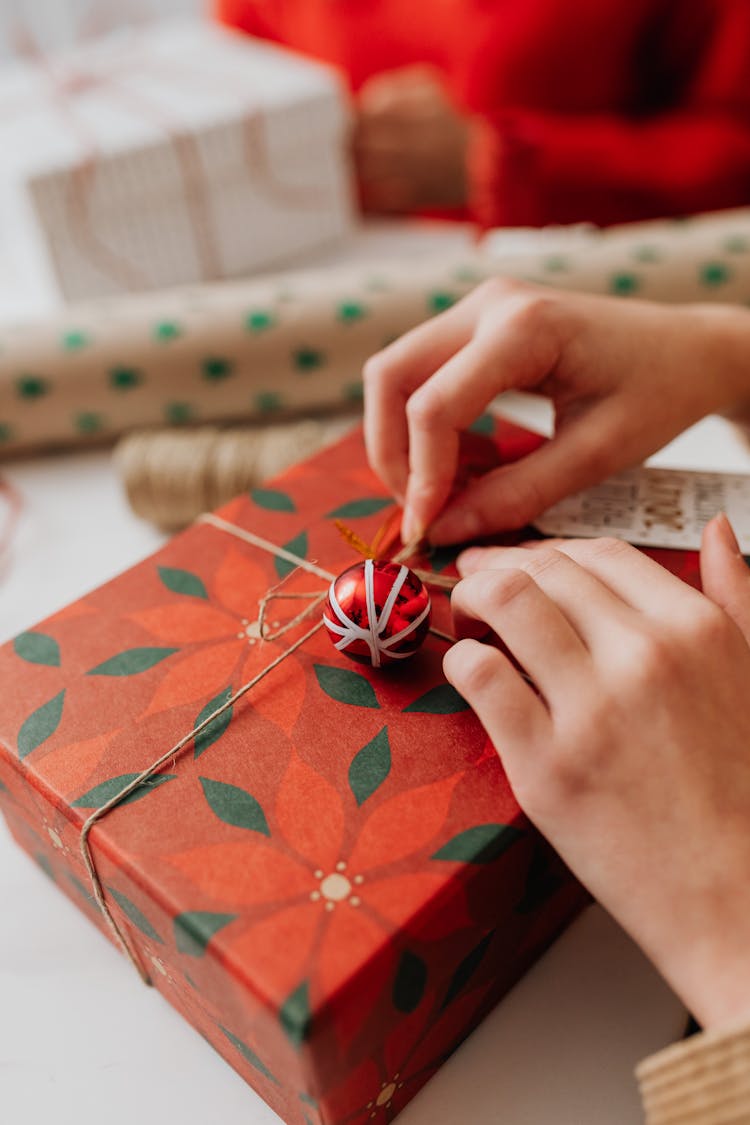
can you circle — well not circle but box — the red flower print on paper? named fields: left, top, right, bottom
left=128, top=548, right=307, bottom=733
left=167, top=755, right=470, bottom=1039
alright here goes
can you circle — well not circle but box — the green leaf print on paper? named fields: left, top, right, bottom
left=62, top=330, right=89, bottom=350
left=174, top=911, right=236, bottom=956
left=349, top=727, right=391, bottom=806
left=314, top=665, right=380, bottom=709
left=250, top=488, right=296, bottom=513
left=72, top=773, right=176, bottom=809
left=326, top=497, right=392, bottom=519
left=275, top=531, right=308, bottom=579
left=293, top=347, right=324, bottom=372
left=13, top=631, right=61, bottom=667
left=428, top=291, right=457, bottom=313
left=0, top=424, right=13, bottom=444
left=245, top=310, right=275, bottom=333
left=18, top=690, right=65, bottom=759
left=220, top=1027, right=278, bottom=1082
left=432, top=823, right=523, bottom=864
left=700, top=261, right=731, bottom=287
left=16, top=374, right=49, bottom=399
left=34, top=853, right=55, bottom=881
left=393, top=950, right=427, bottom=1013
left=153, top=320, right=182, bottom=341
left=157, top=566, right=208, bottom=600
left=255, top=391, right=283, bottom=414
left=87, top=647, right=177, bottom=676
left=337, top=301, right=367, bottom=323
left=724, top=235, right=749, bottom=254
left=109, top=366, right=142, bottom=390
left=67, top=873, right=97, bottom=908
left=468, top=412, right=495, bottom=436
left=194, top=688, right=234, bottom=759
left=74, top=412, right=103, bottom=435
left=632, top=245, right=661, bottom=264
left=279, top=981, right=312, bottom=1048
left=201, top=356, right=233, bottom=381
left=164, top=401, right=193, bottom=424
left=200, top=778, right=270, bottom=835
left=107, top=886, right=163, bottom=943
left=440, top=930, right=494, bottom=1010
left=609, top=272, right=640, bottom=296
left=403, top=684, right=469, bottom=714
left=542, top=255, right=569, bottom=273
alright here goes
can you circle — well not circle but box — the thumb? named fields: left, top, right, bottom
left=700, top=513, right=750, bottom=641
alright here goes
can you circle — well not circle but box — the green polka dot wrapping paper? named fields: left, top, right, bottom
left=4, top=206, right=750, bottom=458
left=0, top=20, right=353, bottom=305
left=0, top=421, right=589, bottom=1125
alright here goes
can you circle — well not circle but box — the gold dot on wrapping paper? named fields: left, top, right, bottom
left=109, top=366, right=143, bottom=391
left=376, top=1083, right=397, bottom=1107
left=201, top=356, right=234, bottom=381
left=255, top=391, right=283, bottom=413
left=245, top=310, right=275, bottom=333
left=337, top=301, right=367, bottom=323
left=293, top=347, right=324, bottom=372
left=153, top=321, right=182, bottom=342
left=700, top=261, right=731, bottom=287
left=609, top=272, right=640, bottom=296
left=427, top=291, right=457, bottom=313
left=16, top=374, right=49, bottom=399
left=164, top=401, right=193, bottom=424
left=62, top=329, right=90, bottom=350
left=74, top=412, right=103, bottom=434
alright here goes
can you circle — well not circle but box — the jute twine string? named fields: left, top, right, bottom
left=79, top=512, right=458, bottom=983
left=116, top=419, right=356, bottom=532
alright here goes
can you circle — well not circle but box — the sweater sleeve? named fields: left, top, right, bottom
left=637, top=1020, right=750, bottom=1124
left=468, top=1, right=750, bottom=229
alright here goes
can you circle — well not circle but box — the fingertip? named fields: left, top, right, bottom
left=456, top=547, right=484, bottom=575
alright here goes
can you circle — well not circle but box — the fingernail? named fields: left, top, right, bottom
left=430, top=507, right=482, bottom=546
left=716, top=511, right=741, bottom=555
left=456, top=548, right=484, bottom=574
left=401, top=509, right=424, bottom=546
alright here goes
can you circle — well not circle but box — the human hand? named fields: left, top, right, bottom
left=444, top=516, right=750, bottom=1029
left=363, top=279, right=750, bottom=544
left=354, top=65, right=469, bottom=212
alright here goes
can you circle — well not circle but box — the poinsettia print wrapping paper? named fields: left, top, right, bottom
left=1, top=418, right=691, bottom=1125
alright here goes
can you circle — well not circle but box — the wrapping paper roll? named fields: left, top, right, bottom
left=4, top=207, right=750, bottom=458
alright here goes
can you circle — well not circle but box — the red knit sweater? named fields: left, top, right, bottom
left=215, top=0, right=750, bottom=228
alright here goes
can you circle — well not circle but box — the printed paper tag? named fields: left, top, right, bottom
left=534, top=467, right=750, bottom=551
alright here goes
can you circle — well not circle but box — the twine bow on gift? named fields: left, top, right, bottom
left=79, top=512, right=458, bottom=985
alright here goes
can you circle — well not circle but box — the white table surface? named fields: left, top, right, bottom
left=6, top=219, right=748, bottom=1124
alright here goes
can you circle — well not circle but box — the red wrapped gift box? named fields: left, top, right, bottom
left=0, top=419, right=683, bottom=1124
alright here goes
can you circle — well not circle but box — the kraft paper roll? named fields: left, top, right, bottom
left=4, top=206, right=750, bottom=458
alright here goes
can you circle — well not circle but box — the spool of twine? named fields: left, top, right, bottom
left=115, top=416, right=357, bottom=530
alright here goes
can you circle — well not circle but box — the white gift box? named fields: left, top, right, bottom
left=0, top=18, right=354, bottom=302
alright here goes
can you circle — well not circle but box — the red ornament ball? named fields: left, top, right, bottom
left=323, top=559, right=432, bottom=667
